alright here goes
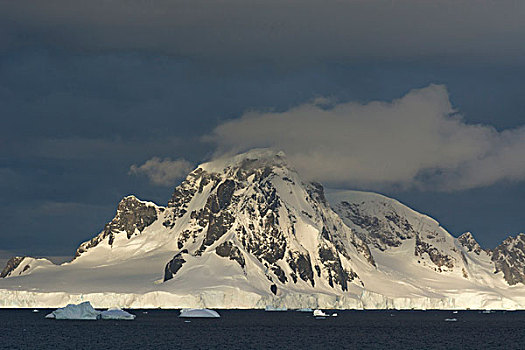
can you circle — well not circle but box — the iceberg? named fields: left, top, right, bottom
left=179, top=308, right=220, bottom=318
left=45, top=301, right=101, bottom=320
left=100, top=307, right=136, bottom=320
left=313, top=309, right=328, bottom=317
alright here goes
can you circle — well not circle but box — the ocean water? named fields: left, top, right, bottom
left=0, top=309, right=523, bottom=349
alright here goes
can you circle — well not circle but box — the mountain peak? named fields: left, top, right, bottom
left=458, top=232, right=484, bottom=255
left=199, top=148, right=288, bottom=174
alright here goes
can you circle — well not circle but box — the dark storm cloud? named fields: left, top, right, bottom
left=1, top=0, right=525, bottom=62
left=1, top=48, right=524, bottom=254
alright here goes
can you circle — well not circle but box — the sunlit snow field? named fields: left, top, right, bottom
left=0, top=309, right=523, bottom=349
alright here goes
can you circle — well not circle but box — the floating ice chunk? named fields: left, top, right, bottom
left=100, top=307, right=136, bottom=320
left=46, top=301, right=101, bottom=320
left=179, top=308, right=220, bottom=318
left=313, top=309, right=328, bottom=317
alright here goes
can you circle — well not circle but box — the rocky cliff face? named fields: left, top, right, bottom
left=491, top=234, right=525, bottom=285
left=329, top=190, right=462, bottom=274
left=0, top=257, right=25, bottom=278
left=159, top=150, right=375, bottom=294
left=75, top=195, right=160, bottom=257
left=458, top=232, right=484, bottom=255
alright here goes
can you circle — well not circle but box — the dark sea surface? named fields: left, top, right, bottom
left=0, top=309, right=523, bottom=349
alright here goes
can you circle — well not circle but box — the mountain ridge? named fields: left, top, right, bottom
left=1, top=149, right=524, bottom=309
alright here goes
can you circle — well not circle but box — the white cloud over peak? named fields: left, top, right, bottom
left=129, top=157, right=193, bottom=186
left=207, top=84, right=525, bottom=191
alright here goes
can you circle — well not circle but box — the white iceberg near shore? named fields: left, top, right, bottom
left=313, top=309, right=328, bottom=317
left=179, top=308, right=220, bottom=318
left=100, top=307, right=136, bottom=320
left=45, top=301, right=101, bottom=320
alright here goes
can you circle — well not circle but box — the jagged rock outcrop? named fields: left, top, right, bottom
left=164, top=250, right=188, bottom=281
left=332, top=200, right=416, bottom=251
left=414, top=234, right=455, bottom=270
left=0, top=257, right=25, bottom=278
left=458, top=232, right=484, bottom=255
left=491, top=234, right=525, bottom=285
left=215, top=241, right=245, bottom=268
left=75, top=196, right=159, bottom=257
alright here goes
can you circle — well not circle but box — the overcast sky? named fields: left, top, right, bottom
left=0, top=0, right=524, bottom=258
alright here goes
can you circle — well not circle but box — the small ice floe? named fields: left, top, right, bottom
left=100, top=308, right=136, bottom=320
left=296, top=308, right=313, bottom=312
left=45, top=301, right=101, bottom=320
left=444, top=318, right=457, bottom=322
left=32, top=309, right=39, bottom=313
left=179, top=308, right=220, bottom=318
left=313, top=309, right=328, bottom=319
left=265, top=305, right=288, bottom=312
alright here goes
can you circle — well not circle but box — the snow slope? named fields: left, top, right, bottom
left=1, top=149, right=524, bottom=309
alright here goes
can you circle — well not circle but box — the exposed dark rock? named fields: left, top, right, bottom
left=271, top=265, right=288, bottom=283
left=0, top=256, right=25, bottom=278
left=75, top=196, right=158, bottom=257
left=314, top=265, right=321, bottom=277
left=213, top=180, right=236, bottom=212
left=458, top=232, right=483, bottom=255
left=215, top=241, right=245, bottom=268
left=334, top=201, right=416, bottom=251
left=287, top=251, right=315, bottom=287
left=491, top=234, right=525, bottom=285
left=194, top=180, right=239, bottom=254
left=238, top=185, right=286, bottom=264
left=414, top=235, right=455, bottom=269
left=270, top=284, right=277, bottom=295
left=318, top=246, right=357, bottom=291
left=113, top=196, right=158, bottom=239
left=164, top=250, right=188, bottom=282
left=307, top=182, right=328, bottom=206
left=321, top=226, right=330, bottom=240
left=290, top=272, right=297, bottom=283
left=202, top=211, right=235, bottom=249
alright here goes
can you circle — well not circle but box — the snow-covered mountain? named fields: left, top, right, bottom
left=1, top=149, right=524, bottom=309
